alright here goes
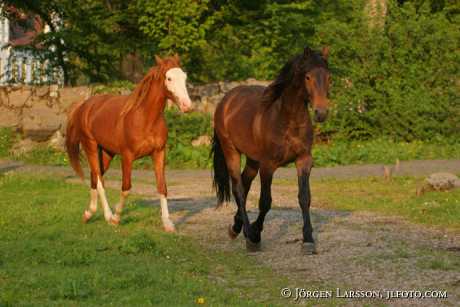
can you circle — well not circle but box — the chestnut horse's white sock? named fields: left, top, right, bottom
left=97, top=177, right=113, bottom=222
left=160, top=194, right=175, bottom=232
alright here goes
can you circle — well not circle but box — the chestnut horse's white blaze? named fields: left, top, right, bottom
left=160, top=194, right=175, bottom=232
left=165, top=68, right=192, bottom=112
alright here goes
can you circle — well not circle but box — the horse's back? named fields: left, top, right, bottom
left=214, top=85, right=268, bottom=159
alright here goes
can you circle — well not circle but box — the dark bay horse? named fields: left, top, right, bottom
left=66, top=55, right=192, bottom=232
left=212, top=47, right=331, bottom=254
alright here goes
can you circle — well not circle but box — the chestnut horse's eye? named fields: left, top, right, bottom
left=305, top=75, right=310, bottom=81
left=167, top=77, right=172, bottom=81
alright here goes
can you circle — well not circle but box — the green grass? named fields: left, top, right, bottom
left=0, top=174, right=300, bottom=306
left=310, top=176, right=460, bottom=231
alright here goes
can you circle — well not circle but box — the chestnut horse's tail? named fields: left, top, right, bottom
left=211, top=131, right=231, bottom=206
left=65, top=101, right=85, bottom=180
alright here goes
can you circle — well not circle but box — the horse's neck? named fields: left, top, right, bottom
left=279, top=86, right=310, bottom=127
left=136, top=82, right=167, bottom=124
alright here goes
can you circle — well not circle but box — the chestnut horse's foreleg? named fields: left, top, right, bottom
left=295, top=155, right=317, bottom=254
left=110, top=155, right=133, bottom=225
left=250, top=166, right=274, bottom=242
left=152, top=149, right=175, bottom=232
left=230, top=158, right=259, bottom=238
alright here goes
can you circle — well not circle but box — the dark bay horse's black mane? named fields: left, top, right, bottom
left=263, top=47, right=328, bottom=105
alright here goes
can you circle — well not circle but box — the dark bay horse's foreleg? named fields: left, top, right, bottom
left=111, top=154, right=133, bottom=225
left=230, top=158, right=259, bottom=238
left=251, top=166, right=274, bottom=242
left=152, top=149, right=175, bottom=232
left=295, top=155, right=317, bottom=254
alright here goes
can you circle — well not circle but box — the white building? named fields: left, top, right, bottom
left=0, top=7, right=63, bottom=85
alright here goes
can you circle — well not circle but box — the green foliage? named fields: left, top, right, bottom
left=312, top=0, right=459, bottom=140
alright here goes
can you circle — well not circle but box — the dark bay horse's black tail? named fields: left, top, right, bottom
left=211, top=131, right=231, bottom=206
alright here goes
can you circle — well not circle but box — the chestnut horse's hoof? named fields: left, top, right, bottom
left=109, top=214, right=120, bottom=226
left=228, top=224, right=239, bottom=240
left=246, top=239, right=261, bottom=252
left=163, top=220, right=176, bottom=233
left=82, top=210, right=92, bottom=223
left=301, top=242, right=318, bottom=255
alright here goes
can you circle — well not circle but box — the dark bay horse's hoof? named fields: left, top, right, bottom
left=301, top=242, right=318, bottom=255
left=246, top=239, right=262, bottom=252
left=228, top=224, right=239, bottom=240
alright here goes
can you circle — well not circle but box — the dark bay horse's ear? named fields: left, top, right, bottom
left=155, top=55, right=164, bottom=65
left=303, top=46, right=313, bottom=58
left=321, top=46, right=330, bottom=61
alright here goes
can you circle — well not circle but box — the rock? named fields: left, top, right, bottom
left=191, top=135, right=211, bottom=147
left=426, top=173, right=459, bottom=190
left=48, top=130, right=66, bottom=152
left=0, top=106, right=20, bottom=127
left=9, top=138, right=39, bottom=156
left=21, top=104, right=65, bottom=141
left=417, top=172, right=460, bottom=196
left=34, top=86, right=50, bottom=97
left=0, top=88, right=8, bottom=106
left=244, top=78, right=270, bottom=87
left=7, top=87, right=32, bottom=108
left=197, top=83, right=220, bottom=97
left=219, top=81, right=241, bottom=93
left=58, top=86, right=92, bottom=111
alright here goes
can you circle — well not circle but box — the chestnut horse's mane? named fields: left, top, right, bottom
left=262, top=48, right=328, bottom=105
left=121, top=56, right=180, bottom=116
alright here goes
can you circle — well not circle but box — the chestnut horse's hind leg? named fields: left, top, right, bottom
left=83, top=141, right=114, bottom=223
left=152, top=149, right=175, bottom=232
left=111, top=155, right=133, bottom=225
left=295, top=155, right=317, bottom=254
left=250, top=166, right=274, bottom=242
left=229, top=158, right=259, bottom=239
left=83, top=150, right=114, bottom=223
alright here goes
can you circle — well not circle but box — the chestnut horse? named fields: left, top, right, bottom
left=212, top=47, right=331, bottom=253
left=66, top=55, right=192, bottom=232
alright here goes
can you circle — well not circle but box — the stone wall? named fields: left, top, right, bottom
left=0, top=79, right=270, bottom=146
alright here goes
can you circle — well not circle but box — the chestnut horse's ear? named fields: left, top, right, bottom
left=321, top=46, right=330, bottom=61
left=173, top=53, right=180, bottom=64
left=303, top=46, right=313, bottom=58
left=155, top=55, right=164, bottom=65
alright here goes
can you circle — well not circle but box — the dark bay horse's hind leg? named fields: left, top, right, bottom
left=250, top=166, right=274, bottom=242
left=224, top=149, right=259, bottom=249
left=295, top=155, right=317, bottom=254
left=230, top=158, right=259, bottom=239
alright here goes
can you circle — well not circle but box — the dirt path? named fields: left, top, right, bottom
left=2, top=159, right=460, bottom=306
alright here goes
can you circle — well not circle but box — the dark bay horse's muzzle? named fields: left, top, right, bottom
left=314, top=108, right=328, bottom=122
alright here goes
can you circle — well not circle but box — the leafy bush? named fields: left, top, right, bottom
left=312, top=0, right=459, bottom=141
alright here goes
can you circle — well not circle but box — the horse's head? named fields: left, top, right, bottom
left=156, top=54, right=192, bottom=113
left=299, top=46, right=331, bottom=122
